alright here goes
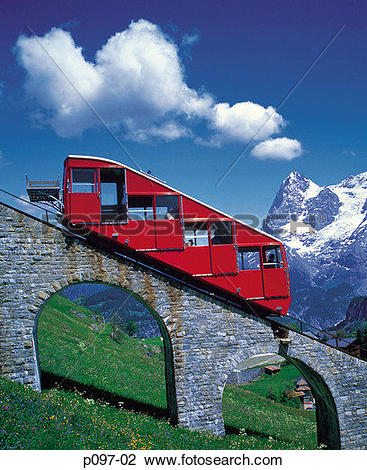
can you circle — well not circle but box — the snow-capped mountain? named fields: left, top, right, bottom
left=264, top=171, right=367, bottom=329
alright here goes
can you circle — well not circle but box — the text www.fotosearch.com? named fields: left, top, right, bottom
left=144, top=453, right=282, bottom=466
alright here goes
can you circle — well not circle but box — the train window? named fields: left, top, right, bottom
left=237, top=248, right=260, bottom=271
left=100, top=168, right=126, bottom=222
left=184, top=221, right=209, bottom=246
left=262, top=246, right=283, bottom=269
left=211, top=221, right=233, bottom=245
left=71, top=168, right=96, bottom=193
left=128, top=195, right=154, bottom=220
left=155, top=195, right=180, bottom=220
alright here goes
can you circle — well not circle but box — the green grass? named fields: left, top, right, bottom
left=0, top=294, right=317, bottom=449
left=37, top=295, right=166, bottom=410
left=244, top=363, right=301, bottom=399
left=223, top=385, right=316, bottom=447
left=0, top=376, right=315, bottom=450
left=222, top=364, right=316, bottom=448
left=141, top=337, right=164, bottom=347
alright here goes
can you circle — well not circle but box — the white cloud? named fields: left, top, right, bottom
left=181, top=31, right=200, bottom=48
left=15, top=19, right=297, bottom=148
left=126, top=121, right=193, bottom=143
left=15, top=21, right=211, bottom=139
left=0, top=150, right=14, bottom=168
left=16, top=27, right=103, bottom=137
left=341, top=150, right=356, bottom=157
left=206, top=102, right=285, bottom=146
left=250, top=137, right=302, bottom=161
left=0, top=150, right=7, bottom=167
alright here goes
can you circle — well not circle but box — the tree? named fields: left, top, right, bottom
left=356, top=329, right=362, bottom=345
left=336, top=328, right=346, bottom=338
left=110, top=324, right=125, bottom=344
left=75, top=295, right=88, bottom=307
left=360, top=324, right=367, bottom=360
left=123, top=320, right=139, bottom=337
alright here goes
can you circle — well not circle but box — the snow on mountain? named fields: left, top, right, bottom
left=264, top=171, right=367, bottom=329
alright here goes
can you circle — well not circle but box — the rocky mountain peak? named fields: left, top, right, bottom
left=264, top=170, right=367, bottom=329
left=287, top=170, right=307, bottom=181
left=266, top=172, right=322, bottom=232
left=339, top=172, right=367, bottom=190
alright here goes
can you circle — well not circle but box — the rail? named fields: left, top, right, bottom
left=266, top=314, right=361, bottom=351
left=0, top=192, right=366, bottom=362
left=0, top=187, right=61, bottom=223
left=27, top=181, right=60, bottom=187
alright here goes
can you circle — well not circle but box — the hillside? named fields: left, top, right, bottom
left=37, top=294, right=166, bottom=410
left=265, top=171, right=367, bottom=329
left=0, top=374, right=316, bottom=450
left=331, top=297, right=367, bottom=334
left=0, top=294, right=317, bottom=450
left=60, top=284, right=160, bottom=338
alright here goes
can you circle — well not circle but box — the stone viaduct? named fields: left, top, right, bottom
left=0, top=202, right=367, bottom=449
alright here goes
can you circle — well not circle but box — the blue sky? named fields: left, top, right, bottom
left=0, top=0, right=365, bottom=222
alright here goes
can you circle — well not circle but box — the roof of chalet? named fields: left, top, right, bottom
left=296, top=378, right=308, bottom=386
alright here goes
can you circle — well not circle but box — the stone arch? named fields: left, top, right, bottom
left=220, top=333, right=341, bottom=449
left=285, top=356, right=340, bottom=449
left=32, top=280, right=178, bottom=423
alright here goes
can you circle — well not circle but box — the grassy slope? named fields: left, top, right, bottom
left=0, top=294, right=317, bottom=449
left=223, top=385, right=316, bottom=447
left=37, top=295, right=166, bottom=410
left=0, top=376, right=314, bottom=450
left=244, top=364, right=302, bottom=398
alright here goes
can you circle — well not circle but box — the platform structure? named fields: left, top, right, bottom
left=26, top=176, right=61, bottom=210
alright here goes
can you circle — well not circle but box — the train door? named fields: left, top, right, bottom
left=127, top=195, right=156, bottom=250
left=262, top=246, right=289, bottom=297
left=210, top=220, right=237, bottom=275
left=100, top=168, right=127, bottom=223
left=236, top=247, right=263, bottom=298
left=68, top=167, right=100, bottom=224
left=155, top=195, right=184, bottom=250
left=182, top=221, right=211, bottom=275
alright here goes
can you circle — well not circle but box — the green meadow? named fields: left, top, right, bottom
left=0, top=294, right=317, bottom=449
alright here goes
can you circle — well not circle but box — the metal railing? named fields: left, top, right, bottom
left=27, top=180, right=60, bottom=187
left=0, top=187, right=61, bottom=223
left=267, top=313, right=365, bottom=359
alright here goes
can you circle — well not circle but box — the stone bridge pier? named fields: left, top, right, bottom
left=1, top=203, right=367, bottom=449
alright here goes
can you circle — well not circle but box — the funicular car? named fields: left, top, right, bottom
left=61, top=155, right=291, bottom=315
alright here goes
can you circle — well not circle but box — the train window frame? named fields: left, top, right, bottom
left=155, top=195, right=180, bottom=220
left=237, top=247, right=261, bottom=271
left=128, top=195, right=154, bottom=221
left=71, top=168, right=97, bottom=193
left=262, top=246, right=284, bottom=269
left=184, top=221, right=209, bottom=247
left=210, top=220, right=233, bottom=245
left=100, top=168, right=127, bottom=223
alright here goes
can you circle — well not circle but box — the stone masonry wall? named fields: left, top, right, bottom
left=1, top=203, right=367, bottom=449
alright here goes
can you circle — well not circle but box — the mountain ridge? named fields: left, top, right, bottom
left=264, top=170, right=367, bottom=329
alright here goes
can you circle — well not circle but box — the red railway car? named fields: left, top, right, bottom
left=62, top=155, right=291, bottom=315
